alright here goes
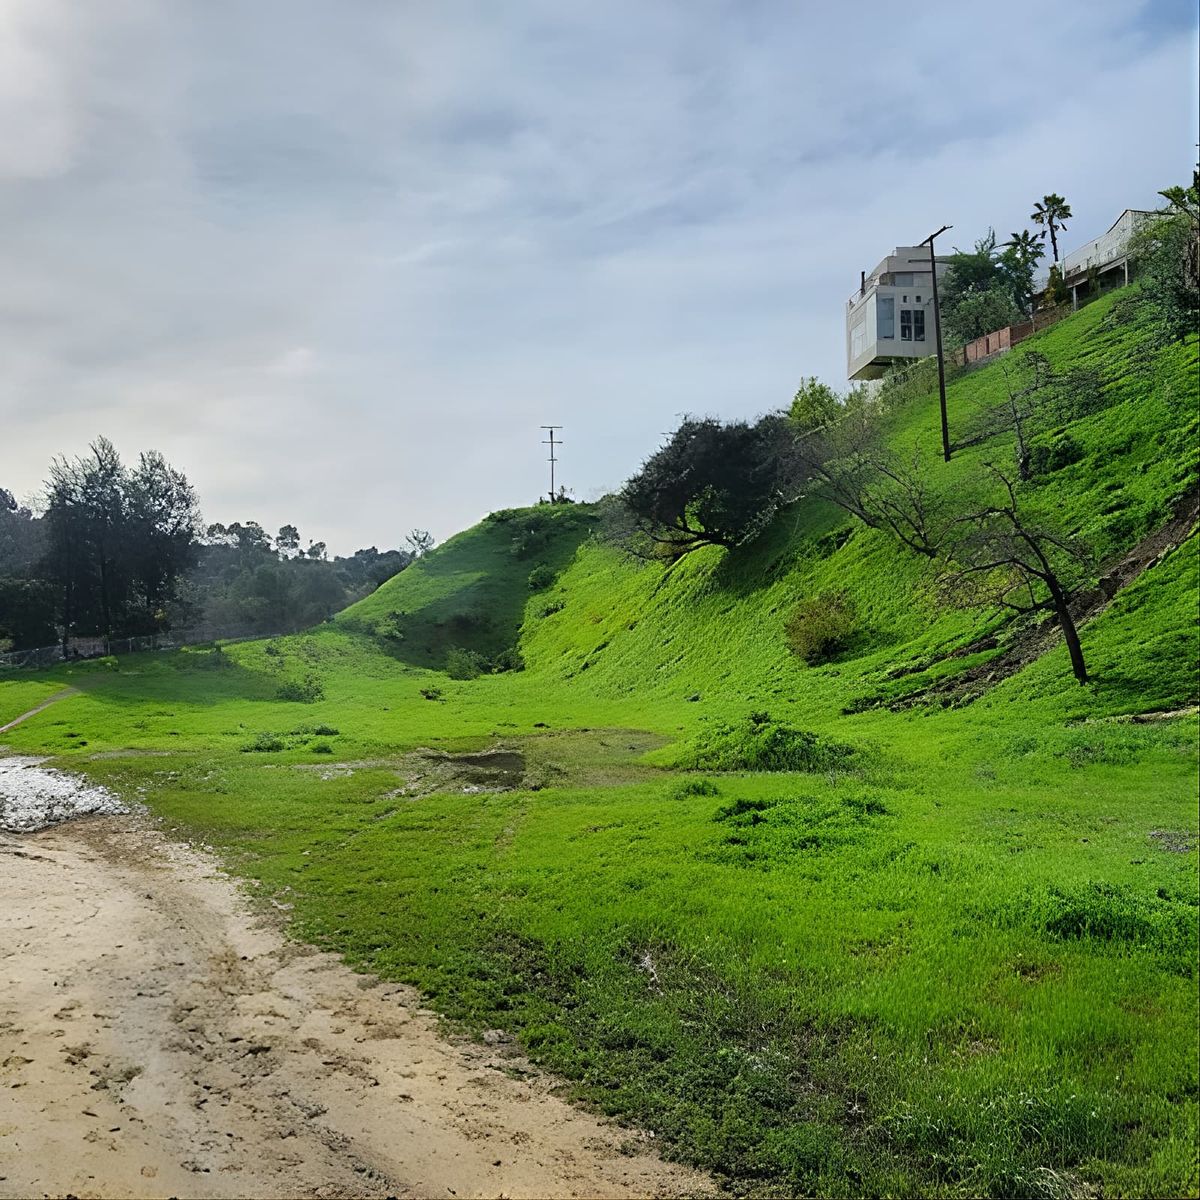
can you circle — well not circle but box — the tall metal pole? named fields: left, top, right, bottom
left=921, top=224, right=952, bottom=462
left=541, top=426, right=562, bottom=502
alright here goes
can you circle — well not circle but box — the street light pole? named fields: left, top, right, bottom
left=920, top=224, right=953, bottom=463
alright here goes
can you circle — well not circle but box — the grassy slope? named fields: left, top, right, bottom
left=2, top=290, right=1197, bottom=1197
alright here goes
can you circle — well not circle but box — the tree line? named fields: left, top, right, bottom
left=0, top=438, right=432, bottom=653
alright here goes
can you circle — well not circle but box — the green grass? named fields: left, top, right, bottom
left=1, top=289, right=1197, bottom=1197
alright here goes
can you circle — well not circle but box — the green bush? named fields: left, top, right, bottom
left=1028, top=433, right=1083, bottom=477
left=375, top=610, right=406, bottom=642
left=676, top=717, right=856, bottom=773
left=492, top=647, right=525, bottom=673
left=528, top=563, right=556, bottom=591
left=243, top=731, right=285, bottom=753
left=784, top=591, right=858, bottom=664
left=446, top=647, right=487, bottom=680
left=276, top=673, right=325, bottom=703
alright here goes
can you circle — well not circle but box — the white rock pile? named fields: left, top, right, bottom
left=0, top=756, right=127, bottom=832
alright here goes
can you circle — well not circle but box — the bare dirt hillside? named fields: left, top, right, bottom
left=0, top=811, right=713, bottom=1200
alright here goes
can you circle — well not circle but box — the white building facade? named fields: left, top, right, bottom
left=846, top=246, right=949, bottom=381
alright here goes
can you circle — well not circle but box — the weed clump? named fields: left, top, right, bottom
left=785, top=591, right=858, bottom=665
left=1041, top=882, right=1197, bottom=974
left=672, top=778, right=720, bottom=799
left=276, top=673, right=325, bottom=703
left=243, top=732, right=285, bottom=753
left=677, top=716, right=856, bottom=773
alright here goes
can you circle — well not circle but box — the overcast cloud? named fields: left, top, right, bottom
left=1, top=0, right=1196, bottom=552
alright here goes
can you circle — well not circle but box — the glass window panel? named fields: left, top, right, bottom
left=878, top=296, right=895, bottom=339
left=900, top=309, right=913, bottom=341
left=913, top=310, right=926, bottom=341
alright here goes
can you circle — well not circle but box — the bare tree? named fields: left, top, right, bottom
left=791, top=402, right=954, bottom=560
left=938, top=467, right=1093, bottom=684
left=955, top=350, right=1103, bottom=477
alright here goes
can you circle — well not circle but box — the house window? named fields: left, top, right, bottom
left=894, top=272, right=914, bottom=286
left=851, top=319, right=867, bottom=359
left=900, top=309, right=913, bottom=340
left=878, top=296, right=895, bottom=339
left=913, top=310, right=926, bottom=341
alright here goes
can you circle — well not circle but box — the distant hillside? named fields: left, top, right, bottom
left=337, top=502, right=599, bottom=670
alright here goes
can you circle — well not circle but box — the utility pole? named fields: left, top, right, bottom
left=920, top=224, right=953, bottom=462
left=541, top=426, right=562, bottom=503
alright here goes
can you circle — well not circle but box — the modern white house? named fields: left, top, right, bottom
left=845, top=247, right=950, bottom=381
left=1041, top=208, right=1157, bottom=308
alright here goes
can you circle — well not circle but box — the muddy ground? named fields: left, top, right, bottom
left=0, top=806, right=713, bottom=1199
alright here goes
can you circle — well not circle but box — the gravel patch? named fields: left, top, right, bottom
left=0, top=756, right=127, bottom=832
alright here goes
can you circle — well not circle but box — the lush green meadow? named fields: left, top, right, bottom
left=2, top=291, right=1197, bottom=1197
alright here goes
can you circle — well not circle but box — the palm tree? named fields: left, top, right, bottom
left=1031, top=194, right=1072, bottom=263
left=1004, top=229, right=1045, bottom=267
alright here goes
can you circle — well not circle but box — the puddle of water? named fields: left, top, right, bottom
left=0, top=756, right=127, bottom=833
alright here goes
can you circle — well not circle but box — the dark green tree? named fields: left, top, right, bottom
left=620, top=415, right=797, bottom=556
left=999, top=230, right=1046, bottom=314
left=939, top=230, right=1024, bottom=345
left=1131, top=169, right=1200, bottom=343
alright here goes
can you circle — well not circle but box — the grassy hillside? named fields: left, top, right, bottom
left=2, top=289, right=1197, bottom=1198
left=337, top=502, right=599, bottom=670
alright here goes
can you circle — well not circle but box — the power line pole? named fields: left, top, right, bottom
left=920, top=224, right=953, bottom=462
left=541, top=426, right=562, bottom=503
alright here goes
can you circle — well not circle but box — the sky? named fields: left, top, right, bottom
left=1, top=1, right=1197, bottom=554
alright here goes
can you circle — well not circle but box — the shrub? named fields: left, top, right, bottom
left=243, top=732, right=285, bottom=753
left=676, top=717, right=856, bottom=773
left=527, top=563, right=556, bottom=591
left=420, top=686, right=444, bottom=701
left=311, top=742, right=334, bottom=754
left=375, top=610, right=406, bottom=642
left=446, top=647, right=486, bottom=680
left=784, top=591, right=858, bottom=664
left=276, top=673, right=325, bottom=703
left=1027, top=433, right=1083, bottom=477
left=492, top=647, right=525, bottom=673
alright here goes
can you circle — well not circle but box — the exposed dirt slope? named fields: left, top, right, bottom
left=0, top=812, right=713, bottom=1200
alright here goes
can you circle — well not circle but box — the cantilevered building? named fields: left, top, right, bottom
left=846, top=247, right=949, bottom=381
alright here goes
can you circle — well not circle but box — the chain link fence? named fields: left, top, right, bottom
left=0, top=627, right=300, bottom=671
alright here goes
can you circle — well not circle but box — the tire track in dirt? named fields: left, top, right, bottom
left=0, top=811, right=714, bottom=1199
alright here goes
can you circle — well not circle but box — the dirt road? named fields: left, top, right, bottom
left=0, top=811, right=712, bottom=1199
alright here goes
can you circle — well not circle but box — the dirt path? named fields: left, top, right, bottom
left=0, top=812, right=713, bottom=1199
left=0, top=686, right=78, bottom=734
